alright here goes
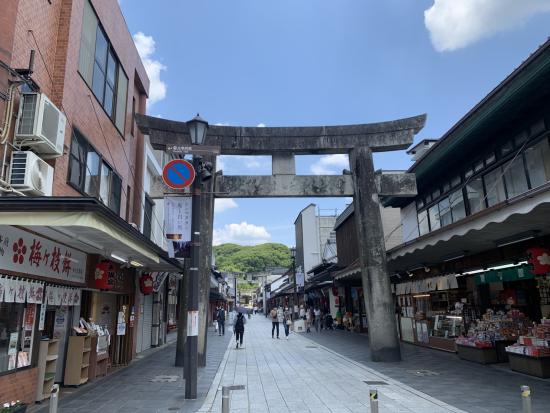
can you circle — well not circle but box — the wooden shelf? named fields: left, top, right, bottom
left=46, top=355, right=57, bottom=361
left=64, top=336, right=91, bottom=386
left=36, top=339, right=60, bottom=402
left=81, top=364, right=90, bottom=368
left=80, top=377, right=88, bottom=385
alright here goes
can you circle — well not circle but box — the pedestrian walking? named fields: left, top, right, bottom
left=283, top=307, right=292, bottom=339
left=306, top=307, right=312, bottom=333
left=233, top=311, right=246, bottom=349
left=314, top=306, right=321, bottom=332
left=270, top=307, right=279, bottom=338
left=217, top=306, right=226, bottom=336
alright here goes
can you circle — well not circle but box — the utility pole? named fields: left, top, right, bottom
left=184, top=156, right=201, bottom=399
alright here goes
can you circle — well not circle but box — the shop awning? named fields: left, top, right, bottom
left=0, top=197, right=181, bottom=272
left=387, top=185, right=550, bottom=272
left=475, top=265, right=535, bottom=285
left=332, top=258, right=361, bottom=281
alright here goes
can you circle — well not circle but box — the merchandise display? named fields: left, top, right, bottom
left=506, top=319, right=550, bottom=357
left=455, top=309, right=529, bottom=348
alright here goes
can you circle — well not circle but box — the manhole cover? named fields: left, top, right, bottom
left=150, top=375, right=180, bottom=382
left=406, top=369, right=440, bottom=377
left=364, top=381, right=388, bottom=385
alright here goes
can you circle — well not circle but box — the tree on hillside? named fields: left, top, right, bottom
left=214, top=243, right=291, bottom=274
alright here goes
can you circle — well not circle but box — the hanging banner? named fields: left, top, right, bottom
left=296, top=271, right=305, bottom=293
left=151, top=272, right=170, bottom=292
left=164, top=197, right=192, bottom=259
left=0, top=226, right=86, bottom=283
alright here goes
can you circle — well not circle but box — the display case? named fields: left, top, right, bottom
left=431, top=315, right=463, bottom=339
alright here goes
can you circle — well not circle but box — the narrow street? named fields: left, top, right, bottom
left=198, top=316, right=464, bottom=413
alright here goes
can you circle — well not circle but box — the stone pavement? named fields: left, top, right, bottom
left=304, top=327, right=550, bottom=413
left=33, top=328, right=231, bottom=413
left=197, top=316, right=465, bottom=413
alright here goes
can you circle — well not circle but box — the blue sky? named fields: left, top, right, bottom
left=120, top=0, right=550, bottom=246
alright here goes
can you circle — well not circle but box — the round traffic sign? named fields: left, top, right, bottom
left=162, top=159, right=196, bottom=189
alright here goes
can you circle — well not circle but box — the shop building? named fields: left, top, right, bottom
left=0, top=0, right=181, bottom=405
left=386, top=38, right=550, bottom=375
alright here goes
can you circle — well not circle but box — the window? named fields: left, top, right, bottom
left=499, top=141, right=514, bottom=157
left=418, top=210, right=429, bottom=236
left=0, top=302, right=34, bottom=373
left=449, top=189, right=466, bottom=222
left=428, top=204, right=440, bottom=231
left=125, top=185, right=132, bottom=221
left=131, top=97, right=136, bottom=136
left=432, top=188, right=440, bottom=200
left=438, top=197, right=452, bottom=227
left=466, top=177, right=485, bottom=214
left=464, top=168, right=474, bottom=179
left=442, top=181, right=450, bottom=193
left=485, top=152, right=496, bottom=166
left=503, top=158, right=528, bottom=199
left=68, top=130, right=122, bottom=214
left=416, top=198, right=424, bottom=209
left=474, top=160, right=484, bottom=173
left=450, top=175, right=461, bottom=188
left=78, top=0, right=128, bottom=134
left=483, top=168, right=506, bottom=207
left=143, top=195, right=154, bottom=239
left=524, top=138, right=550, bottom=188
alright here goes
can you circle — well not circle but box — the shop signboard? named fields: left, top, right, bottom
left=164, top=197, right=192, bottom=259
left=0, top=226, right=86, bottom=284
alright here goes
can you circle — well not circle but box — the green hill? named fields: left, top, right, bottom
left=214, top=243, right=291, bottom=274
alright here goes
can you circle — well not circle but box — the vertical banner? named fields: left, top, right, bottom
left=187, top=310, right=199, bottom=336
left=164, top=197, right=192, bottom=259
left=296, top=271, right=305, bottom=293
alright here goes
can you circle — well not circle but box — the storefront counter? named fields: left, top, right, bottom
left=507, top=352, right=550, bottom=378
left=457, top=344, right=498, bottom=364
left=429, top=336, right=456, bottom=352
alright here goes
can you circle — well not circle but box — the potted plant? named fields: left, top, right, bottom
left=1, top=401, right=27, bottom=413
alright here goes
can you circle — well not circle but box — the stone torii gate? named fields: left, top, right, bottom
left=136, top=113, right=425, bottom=362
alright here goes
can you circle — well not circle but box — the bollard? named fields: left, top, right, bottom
left=49, top=384, right=59, bottom=413
left=521, top=385, right=532, bottom=413
left=369, top=388, right=379, bottom=413
left=221, top=384, right=245, bottom=413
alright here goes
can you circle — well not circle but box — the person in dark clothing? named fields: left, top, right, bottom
left=217, top=307, right=226, bottom=336
left=270, top=307, right=279, bottom=338
left=233, top=312, right=246, bottom=349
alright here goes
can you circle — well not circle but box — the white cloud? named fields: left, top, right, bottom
left=217, top=155, right=270, bottom=171
left=213, top=222, right=271, bottom=245
left=424, top=0, right=550, bottom=52
left=257, top=123, right=266, bottom=127
left=133, top=32, right=167, bottom=104
left=215, top=198, right=238, bottom=213
left=310, top=154, right=349, bottom=175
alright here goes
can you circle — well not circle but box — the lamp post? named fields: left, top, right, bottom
left=184, top=114, right=208, bottom=400
left=290, top=247, right=297, bottom=319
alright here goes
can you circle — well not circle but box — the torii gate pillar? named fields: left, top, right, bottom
left=351, top=146, right=400, bottom=361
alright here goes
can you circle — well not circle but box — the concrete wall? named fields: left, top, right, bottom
left=299, top=204, right=321, bottom=275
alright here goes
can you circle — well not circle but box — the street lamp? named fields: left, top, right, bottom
left=187, top=113, right=209, bottom=145
left=184, top=113, right=209, bottom=400
left=290, top=247, right=298, bottom=319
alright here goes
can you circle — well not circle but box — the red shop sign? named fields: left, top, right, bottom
left=140, top=274, right=154, bottom=295
left=94, top=261, right=115, bottom=290
left=527, top=247, right=550, bottom=275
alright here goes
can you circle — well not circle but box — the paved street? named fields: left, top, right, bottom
left=304, top=327, right=550, bottom=413
left=198, top=316, right=465, bottom=413
left=33, top=329, right=231, bottom=413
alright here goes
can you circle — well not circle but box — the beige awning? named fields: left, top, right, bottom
left=0, top=211, right=179, bottom=272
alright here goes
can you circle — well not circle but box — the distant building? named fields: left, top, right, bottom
left=294, top=204, right=337, bottom=277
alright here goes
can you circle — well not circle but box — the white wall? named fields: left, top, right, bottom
left=401, top=202, right=419, bottom=243
left=300, top=205, right=321, bottom=275
left=142, top=140, right=166, bottom=249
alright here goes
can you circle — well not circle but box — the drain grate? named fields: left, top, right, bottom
left=406, top=369, right=440, bottom=377
left=364, top=380, right=388, bottom=385
left=150, top=375, right=180, bottom=383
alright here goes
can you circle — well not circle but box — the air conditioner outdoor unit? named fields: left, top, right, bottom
left=9, top=151, right=54, bottom=196
left=14, top=92, right=66, bottom=157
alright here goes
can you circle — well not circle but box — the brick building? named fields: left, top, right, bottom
left=0, top=0, right=179, bottom=405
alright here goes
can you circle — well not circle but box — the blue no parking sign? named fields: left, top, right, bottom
left=162, top=159, right=196, bottom=189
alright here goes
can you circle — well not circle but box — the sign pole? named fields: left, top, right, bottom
left=184, top=156, right=201, bottom=399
